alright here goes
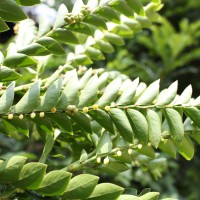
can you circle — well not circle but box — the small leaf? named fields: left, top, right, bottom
left=173, top=134, right=194, bottom=160
left=57, top=72, right=79, bottom=108
left=174, top=85, right=192, bottom=105
left=165, top=108, right=184, bottom=142
left=85, top=47, right=105, bottom=61
left=127, top=0, right=145, bottom=16
left=13, top=163, right=47, bottom=190
left=37, top=37, right=65, bottom=55
left=18, top=43, right=51, bottom=56
left=36, top=170, right=72, bottom=196
left=97, top=78, right=121, bottom=107
left=61, top=174, right=99, bottom=199
left=47, top=113, right=73, bottom=135
left=0, top=82, right=15, bottom=114
left=118, top=195, right=139, bottom=200
left=89, top=109, right=115, bottom=134
left=70, top=112, right=92, bottom=134
left=72, top=0, right=84, bottom=14
left=53, top=4, right=68, bottom=29
left=104, top=32, right=125, bottom=46
left=156, top=81, right=178, bottom=106
left=3, top=117, right=29, bottom=137
left=137, top=146, right=155, bottom=158
left=14, top=82, right=40, bottom=113
left=96, top=131, right=112, bottom=155
left=117, top=78, right=139, bottom=105
left=79, top=74, right=98, bottom=107
left=0, top=0, right=27, bottom=22
left=109, top=0, right=133, bottom=17
left=96, top=6, right=120, bottom=23
left=184, top=107, right=200, bottom=128
left=38, top=15, right=51, bottom=37
left=16, top=0, right=41, bottom=6
left=135, top=80, right=160, bottom=105
left=0, top=156, right=27, bottom=183
left=158, top=139, right=176, bottom=158
left=87, top=183, right=123, bottom=200
left=36, top=78, right=62, bottom=111
left=146, top=109, right=162, bottom=148
left=80, top=149, right=88, bottom=163
left=79, top=68, right=93, bottom=89
left=0, top=66, right=21, bottom=82
left=140, top=192, right=159, bottom=200
left=84, top=14, right=107, bottom=30
left=110, top=108, right=133, bottom=143
left=68, top=22, right=93, bottom=36
left=94, top=39, right=114, bottom=53
left=126, top=109, right=148, bottom=145
left=49, top=29, right=79, bottom=44
left=0, top=17, right=9, bottom=32
left=3, top=53, right=37, bottom=68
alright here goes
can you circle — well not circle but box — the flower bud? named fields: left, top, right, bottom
left=92, top=104, right=99, bottom=110
left=128, top=148, right=133, bottom=155
left=137, top=144, right=142, bottom=149
left=30, top=112, right=36, bottom=119
left=96, top=156, right=101, bottom=163
left=51, top=107, right=56, bottom=113
left=39, top=112, right=45, bottom=117
left=19, top=114, right=24, bottom=120
left=104, top=106, right=110, bottom=112
left=103, top=156, right=109, bottom=165
left=8, top=113, right=14, bottom=120
left=83, top=107, right=89, bottom=113
left=116, top=149, right=122, bottom=157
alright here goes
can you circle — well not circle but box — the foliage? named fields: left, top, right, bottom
left=0, top=0, right=199, bottom=199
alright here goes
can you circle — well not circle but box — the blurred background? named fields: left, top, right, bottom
left=0, top=0, right=200, bottom=199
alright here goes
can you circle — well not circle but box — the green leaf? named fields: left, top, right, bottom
left=49, top=29, right=79, bottom=44
left=79, top=74, right=99, bottom=107
left=126, top=109, right=148, bottom=145
left=14, top=82, right=40, bottom=114
left=61, top=174, right=99, bottom=199
left=104, top=32, right=125, bottom=46
left=80, top=149, right=88, bottom=163
left=38, top=15, right=51, bottom=37
left=84, top=14, right=107, bottom=30
left=94, top=39, right=114, bottom=53
left=87, top=183, right=123, bottom=200
left=127, top=0, right=145, bottom=16
left=0, top=156, right=27, bottom=183
left=0, top=66, right=21, bottom=82
left=39, top=133, right=54, bottom=163
left=146, top=109, right=162, bottom=148
left=0, top=17, right=9, bottom=32
left=0, top=0, right=27, bottom=22
left=173, top=134, right=194, bottom=160
left=37, top=37, right=66, bottom=55
left=0, top=82, right=15, bottom=114
left=72, top=54, right=93, bottom=66
left=3, top=53, right=37, bottom=68
left=72, top=0, right=84, bottom=14
left=165, top=108, right=184, bottom=142
left=156, top=81, right=178, bottom=106
left=135, top=80, right=160, bottom=105
left=18, top=43, right=51, bottom=56
left=117, top=78, right=139, bottom=105
left=36, top=170, right=72, bottom=196
left=96, top=6, right=120, bottom=23
left=36, top=78, right=62, bottom=111
left=118, top=195, right=139, bottom=200
left=48, top=113, right=73, bottom=135
left=57, top=72, right=79, bottom=108
left=13, top=163, right=47, bottom=190
left=96, top=131, right=112, bottom=155
left=89, top=109, right=115, bottom=134
left=68, top=22, right=93, bottom=35
left=109, top=24, right=133, bottom=38
left=110, top=108, right=133, bottom=143
left=140, top=192, right=159, bottom=200
left=53, top=4, right=68, bottom=29
left=133, top=82, right=147, bottom=102
left=16, top=0, right=41, bottom=6
left=137, top=146, right=155, bottom=158
left=174, top=85, right=192, bottom=105
left=85, top=46, right=105, bottom=61
left=79, top=68, right=93, bottom=89
left=184, top=107, right=200, bottom=128
left=3, top=117, right=29, bottom=137
left=158, top=139, right=176, bottom=158
left=70, top=112, right=92, bottom=134
left=0, top=51, right=4, bottom=63
left=109, top=0, right=133, bottom=17
left=97, top=78, right=121, bottom=107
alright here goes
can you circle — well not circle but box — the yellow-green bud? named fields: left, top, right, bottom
left=104, top=106, right=110, bottom=112
left=138, top=144, right=142, bottom=149
left=96, top=156, right=101, bottom=163
left=8, top=113, right=14, bottom=120
left=103, top=156, right=109, bottom=165
left=83, top=107, right=89, bottom=113
left=148, top=142, right=151, bottom=147
left=30, top=112, right=36, bottom=119
left=117, top=150, right=122, bottom=157
left=128, top=148, right=133, bottom=155
left=92, top=104, right=99, bottom=110
left=19, top=114, right=24, bottom=120
left=51, top=107, right=57, bottom=113
left=39, top=112, right=45, bottom=117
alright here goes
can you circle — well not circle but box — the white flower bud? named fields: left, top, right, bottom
left=103, top=156, right=109, bottom=165
left=30, top=112, right=36, bottom=119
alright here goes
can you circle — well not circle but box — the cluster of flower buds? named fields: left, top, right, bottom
left=80, top=5, right=91, bottom=16
left=66, top=105, right=78, bottom=114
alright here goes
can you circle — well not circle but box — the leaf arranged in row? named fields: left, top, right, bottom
left=0, top=156, right=161, bottom=199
